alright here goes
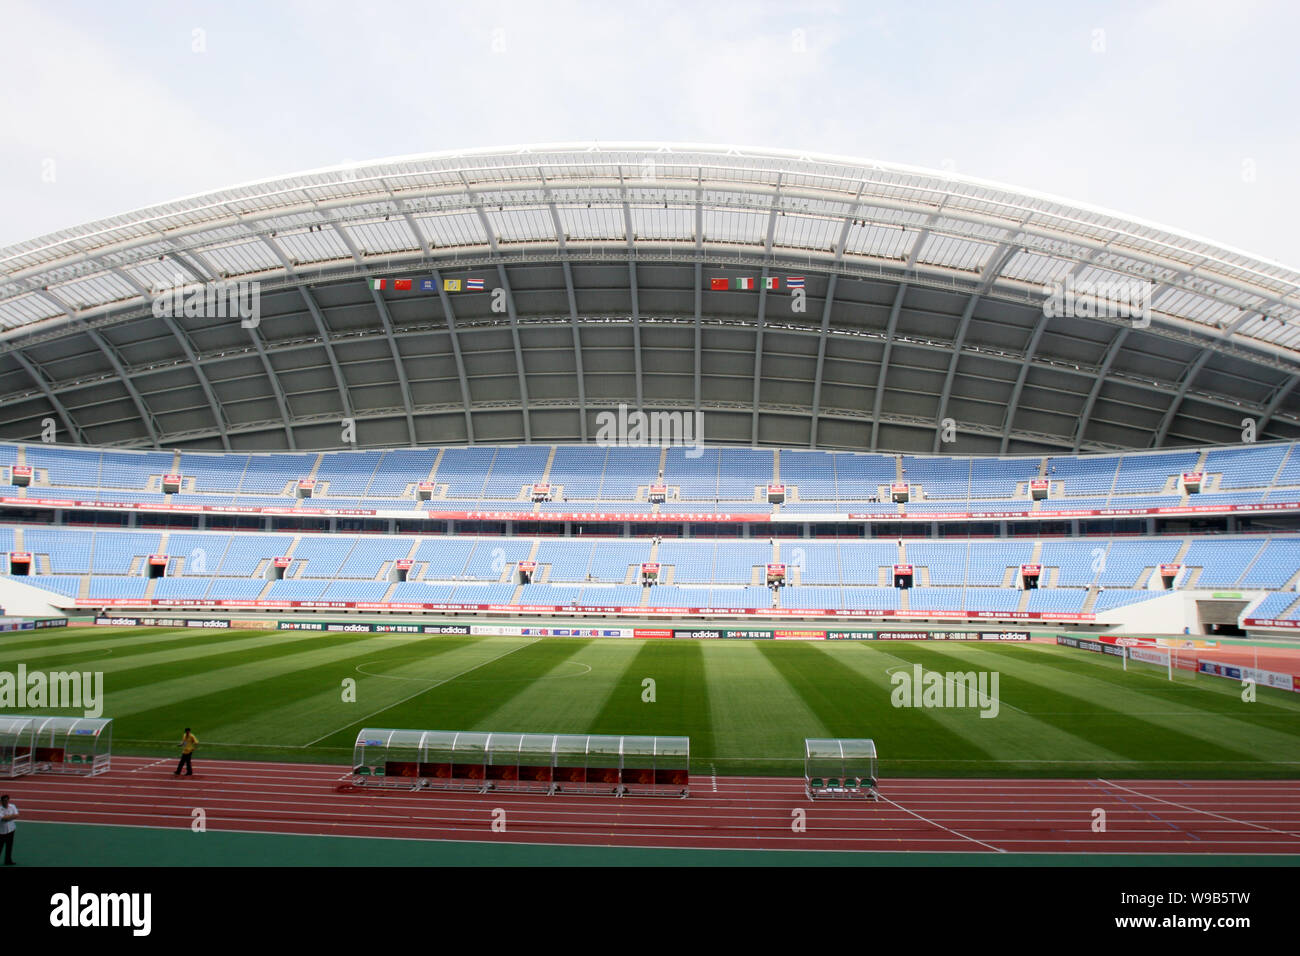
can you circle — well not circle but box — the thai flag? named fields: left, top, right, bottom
left=787, top=277, right=805, bottom=289
left=466, top=278, right=486, bottom=291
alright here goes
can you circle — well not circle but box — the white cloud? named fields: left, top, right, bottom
left=0, top=0, right=1296, bottom=267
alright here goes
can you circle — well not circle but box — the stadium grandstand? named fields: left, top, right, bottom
left=0, top=144, right=1298, bottom=638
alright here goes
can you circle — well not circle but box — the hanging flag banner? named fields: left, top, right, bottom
left=708, top=277, right=794, bottom=292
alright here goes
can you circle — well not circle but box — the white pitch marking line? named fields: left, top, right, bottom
left=874, top=793, right=1007, bottom=853
left=302, top=639, right=540, bottom=747
left=883, top=663, right=1027, bottom=716
left=1096, top=778, right=1300, bottom=840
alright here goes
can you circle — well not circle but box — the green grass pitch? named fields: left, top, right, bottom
left=3, top=626, right=1299, bottom=778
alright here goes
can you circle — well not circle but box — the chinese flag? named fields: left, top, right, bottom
left=393, top=279, right=413, bottom=291
left=710, top=278, right=729, bottom=291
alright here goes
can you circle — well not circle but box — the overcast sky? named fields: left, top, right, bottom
left=2, top=0, right=1297, bottom=267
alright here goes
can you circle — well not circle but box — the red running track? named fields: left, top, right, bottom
left=5, top=757, right=1300, bottom=856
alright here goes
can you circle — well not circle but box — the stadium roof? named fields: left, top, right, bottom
left=1, top=142, right=1298, bottom=454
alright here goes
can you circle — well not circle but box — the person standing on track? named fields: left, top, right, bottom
left=175, top=727, right=199, bottom=777
left=0, top=794, right=18, bottom=865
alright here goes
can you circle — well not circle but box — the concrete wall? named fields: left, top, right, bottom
left=1094, top=589, right=1269, bottom=636
left=0, top=576, right=73, bottom=618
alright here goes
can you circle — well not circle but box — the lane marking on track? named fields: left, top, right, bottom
left=1096, top=778, right=1300, bottom=840
left=874, top=793, right=1007, bottom=853
left=130, top=758, right=172, bottom=774
left=22, top=818, right=1300, bottom=856
left=711, top=765, right=717, bottom=792
left=16, top=763, right=1300, bottom=855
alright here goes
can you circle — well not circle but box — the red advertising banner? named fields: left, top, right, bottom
left=1243, top=618, right=1300, bottom=629
left=8, top=551, right=31, bottom=561
left=893, top=564, right=913, bottom=574
left=69, top=597, right=1094, bottom=622
left=1021, top=564, right=1042, bottom=575
left=431, top=509, right=771, bottom=522
left=394, top=559, right=414, bottom=570
left=147, top=554, right=169, bottom=566
left=12, top=465, right=32, bottom=477
left=297, top=479, right=316, bottom=490
left=0, top=494, right=1295, bottom=524
left=272, top=556, right=292, bottom=568
left=1029, top=479, right=1049, bottom=490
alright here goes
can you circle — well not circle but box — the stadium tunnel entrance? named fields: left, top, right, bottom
left=1196, top=599, right=1249, bottom=637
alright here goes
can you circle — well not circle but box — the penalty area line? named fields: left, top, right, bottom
left=301, top=638, right=541, bottom=748
left=883, top=662, right=1028, bottom=716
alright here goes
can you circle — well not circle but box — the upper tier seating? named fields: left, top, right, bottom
left=2, top=444, right=1298, bottom=530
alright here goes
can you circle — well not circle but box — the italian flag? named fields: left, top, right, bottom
left=764, top=277, right=780, bottom=290
left=733, top=277, right=755, bottom=290
left=371, top=279, right=387, bottom=290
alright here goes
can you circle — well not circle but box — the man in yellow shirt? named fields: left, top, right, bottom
left=175, top=728, right=198, bottom=777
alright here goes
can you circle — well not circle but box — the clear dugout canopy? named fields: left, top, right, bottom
left=0, top=716, right=36, bottom=778
left=805, top=737, right=878, bottom=799
left=353, top=728, right=689, bottom=796
left=29, top=716, right=113, bottom=775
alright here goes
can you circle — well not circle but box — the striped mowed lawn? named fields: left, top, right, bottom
left=2, top=627, right=1299, bottom=778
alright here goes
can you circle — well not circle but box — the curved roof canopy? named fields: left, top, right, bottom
left=0, top=143, right=1297, bottom=453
